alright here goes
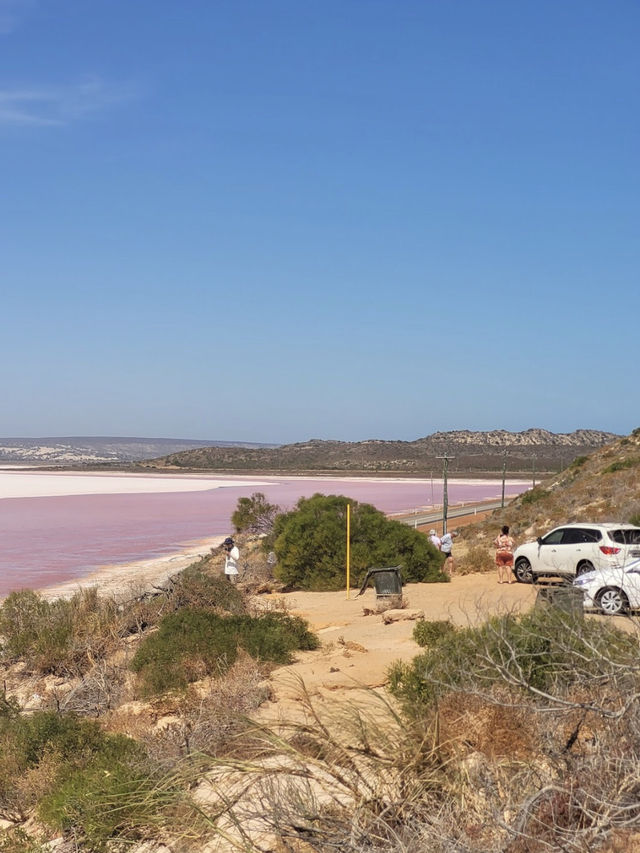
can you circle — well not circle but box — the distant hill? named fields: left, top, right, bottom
left=0, top=437, right=277, bottom=466
left=460, top=427, right=640, bottom=543
left=143, top=429, right=619, bottom=476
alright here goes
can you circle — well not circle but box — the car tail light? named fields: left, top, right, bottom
left=600, top=546, right=621, bottom=555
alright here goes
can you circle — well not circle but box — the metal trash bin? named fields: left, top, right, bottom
left=356, top=567, right=403, bottom=599
left=535, top=585, right=584, bottom=619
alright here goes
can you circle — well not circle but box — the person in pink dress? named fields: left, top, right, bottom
left=494, top=525, right=516, bottom=584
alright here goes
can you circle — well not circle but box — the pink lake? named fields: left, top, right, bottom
left=0, top=474, right=529, bottom=595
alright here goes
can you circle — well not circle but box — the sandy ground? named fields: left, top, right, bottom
left=255, top=574, right=538, bottom=713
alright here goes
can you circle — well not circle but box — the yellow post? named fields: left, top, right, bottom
left=346, top=502, right=351, bottom=599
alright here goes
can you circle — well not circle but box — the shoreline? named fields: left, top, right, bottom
left=0, top=471, right=529, bottom=602
left=37, top=534, right=226, bottom=601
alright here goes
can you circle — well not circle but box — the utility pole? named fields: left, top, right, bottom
left=532, top=454, right=537, bottom=488
left=501, top=449, right=507, bottom=508
left=436, top=454, right=455, bottom=534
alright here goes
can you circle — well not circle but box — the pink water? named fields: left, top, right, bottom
left=0, top=477, right=527, bottom=595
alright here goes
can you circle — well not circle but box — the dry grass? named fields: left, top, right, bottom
left=457, top=544, right=495, bottom=575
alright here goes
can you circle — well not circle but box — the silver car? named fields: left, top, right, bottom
left=512, top=523, right=640, bottom=584
left=573, top=559, right=640, bottom=615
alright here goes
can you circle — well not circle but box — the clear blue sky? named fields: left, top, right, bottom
left=2, top=0, right=638, bottom=443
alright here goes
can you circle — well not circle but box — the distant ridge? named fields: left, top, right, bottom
left=422, top=428, right=615, bottom=447
left=145, top=428, right=619, bottom=476
left=0, top=436, right=277, bottom=465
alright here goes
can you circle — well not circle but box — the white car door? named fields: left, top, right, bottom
left=537, top=528, right=570, bottom=574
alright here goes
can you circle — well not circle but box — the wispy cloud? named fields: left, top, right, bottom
left=0, top=0, right=35, bottom=34
left=0, top=77, right=139, bottom=126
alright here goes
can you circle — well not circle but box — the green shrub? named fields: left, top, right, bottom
left=131, top=610, right=239, bottom=695
left=0, top=694, right=20, bottom=720
left=268, top=493, right=446, bottom=591
left=232, top=612, right=319, bottom=663
left=15, top=712, right=110, bottom=767
left=602, top=458, right=640, bottom=474
left=38, top=759, right=186, bottom=852
left=520, top=487, right=550, bottom=506
left=168, top=570, right=247, bottom=615
left=232, top=492, right=280, bottom=535
left=0, top=710, right=143, bottom=823
left=0, top=709, right=187, bottom=850
left=131, top=609, right=318, bottom=695
left=569, top=455, right=588, bottom=468
left=389, top=607, right=638, bottom=716
left=412, top=619, right=456, bottom=648
left=629, top=512, right=640, bottom=527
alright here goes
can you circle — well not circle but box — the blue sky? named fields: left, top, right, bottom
left=2, top=0, right=638, bottom=443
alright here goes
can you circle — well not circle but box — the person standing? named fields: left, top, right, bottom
left=222, top=536, right=240, bottom=583
left=440, top=530, right=458, bottom=575
left=429, top=528, right=441, bottom=550
left=494, top=525, right=515, bottom=584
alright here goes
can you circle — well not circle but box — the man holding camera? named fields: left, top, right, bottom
left=222, top=536, right=240, bottom=583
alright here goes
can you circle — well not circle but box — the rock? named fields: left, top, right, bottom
left=382, top=608, right=424, bottom=624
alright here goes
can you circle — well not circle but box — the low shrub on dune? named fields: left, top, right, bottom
left=131, top=608, right=318, bottom=696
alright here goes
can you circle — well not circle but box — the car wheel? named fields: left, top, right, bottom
left=596, top=587, right=629, bottom=616
left=576, top=561, right=594, bottom=576
left=514, top=557, right=534, bottom=584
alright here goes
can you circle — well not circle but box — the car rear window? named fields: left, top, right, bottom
left=610, top=529, right=640, bottom=545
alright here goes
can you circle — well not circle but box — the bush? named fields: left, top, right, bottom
left=268, top=494, right=446, bottom=591
left=0, top=589, right=120, bottom=676
left=131, top=610, right=239, bottom=695
left=603, top=458, right=640, bottom=474
left=569, top=455, right=588, bottom=469
left=38, top=759, right=188, bottom=852
left=457, top=544, right=495, bottom=575
left=0, top=710, right=143, bottom=822
left=389, top=606, right=638, bottom=715
left=520, top=486, right=550, bottom=506
left=412, top=619, right=456, bottom=648
left=233, top=611, right=319, bottom=663
left=629, top=512, right=640, bottom=527
left=168, top=569, right=247, bottom=615
left=232, top=492, right=280, bottom=535
left=131, top=609, right=318, bottom=696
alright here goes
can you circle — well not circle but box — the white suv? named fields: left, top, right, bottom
left=513, top=523, right=640, bottom=584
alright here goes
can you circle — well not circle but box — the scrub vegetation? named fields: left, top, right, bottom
left=131, top=609, right=318, bottom=696
left=267, top=492, right=447, bottom=590
left=457, top=428, right=640, bottom=559
left=1, top=430, right=640, bottom=850
left=177, top=608, right=640, bottom=853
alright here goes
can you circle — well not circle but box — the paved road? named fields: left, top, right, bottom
left=397, top=500, right=505, bottom=527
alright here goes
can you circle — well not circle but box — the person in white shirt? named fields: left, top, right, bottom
left=429, top=529, right=441, bottom=550
left=440, top=530, right=458, bottom=575
left=222, top=536, right=240, bottom=583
